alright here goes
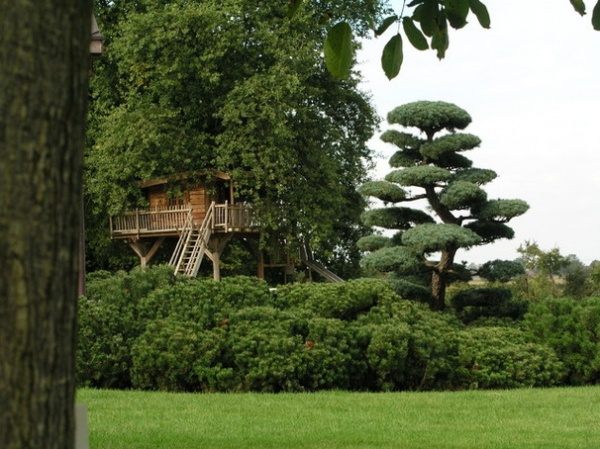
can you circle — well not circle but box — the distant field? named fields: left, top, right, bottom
left=78, top=387, right=600, bottom=449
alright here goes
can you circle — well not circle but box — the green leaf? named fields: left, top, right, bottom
left=381, top=34, right=403, bottom=80
left=593, top=0, right=600, bottom=29
left=287, top=0, right=303, bottom=18
left=402, top=17, right=429, bottom=50
left=431, top=18, right=449, bottom=59
left=407, top=0, right=427, bottom=6
left=324, top=22, right=353, bottom=79
left=570, top=0, right=587, bottom=16
left=416, top=0, right=439, bottom=37
left=376, top=15, right=398, bottom=36
left=445, top=0, right=470, bottom=29
left=468, top=0, right=490, bottom=28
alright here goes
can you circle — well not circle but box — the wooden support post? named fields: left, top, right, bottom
left=205, top=234, right=233, bottom=281
left=229, top=180, right=234, bottom=204
left=135, top=209, right=140, bottom=237
left=257, top=250, right=265, bottom=279
left=127, top=237, right=166, bottom=267
left=144, top=237, right=166, bottom=265
left=205, top=248, right=221, bottom=281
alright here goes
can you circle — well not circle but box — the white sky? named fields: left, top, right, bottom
left=357, top=0, right=600, bottom=265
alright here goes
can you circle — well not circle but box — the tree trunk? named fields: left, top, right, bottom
left=0, top=1, right=91, bottom=448
left=429, top=249, right=456, bottom=311
left=430, top=271, right=447, bottom=311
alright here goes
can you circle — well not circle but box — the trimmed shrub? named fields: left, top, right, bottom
left=79, top=268, right=584, bottom=392
left=388, top=278, right=432, bottom=303
left=274, top=278, right=399, bottom=320
left=451, top=287, right=528, bottom=324
left=302, top=318, right=358, bottom=390
left=77, top=295, right=136, bottom=388
left=523, top=297, right=600, bottom=385
left=131, top=320, right=233, bottom=392
left=366, top=322, right=412, bottom=390
left=227, top=307, right=307, bottom=392
left=139, top=276, right=272, bottom=327
left=459, top=327, right=564, bottom=389
left=451, top=288, right=512, bottom=308
left=77, top=265, right=175, bottom=388
left=360, top=301, right=466, bottom=391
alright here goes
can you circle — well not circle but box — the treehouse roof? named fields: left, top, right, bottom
left=139, top=170, right=231, bottom=189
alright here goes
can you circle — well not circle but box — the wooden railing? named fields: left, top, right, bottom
left=110, top=203, right=257, bottom=237
left=110, top=206, right=190, bottom=237
left=214, top=203, right=257, bottom=230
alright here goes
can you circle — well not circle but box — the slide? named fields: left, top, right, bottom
left=299, top=245, right=344, bottom=283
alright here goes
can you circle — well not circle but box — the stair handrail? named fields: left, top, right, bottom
left=184, top=201, right=215, bottom=276
left=170, top=208, right=194, bottom=272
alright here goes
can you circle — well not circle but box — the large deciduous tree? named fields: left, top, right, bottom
left=358, top=101, right=529, bottom=310
left=0, top=1, right=91, bottom=448
left=85, top=0, right=382, bottom=272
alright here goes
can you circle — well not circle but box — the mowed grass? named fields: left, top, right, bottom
left=78, top=387, right=600, bottom=449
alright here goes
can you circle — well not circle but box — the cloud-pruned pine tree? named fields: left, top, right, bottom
left=359, top=101, right=529, bottom=310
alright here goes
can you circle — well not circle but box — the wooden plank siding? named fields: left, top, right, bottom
left=188, top=186, right=207, bottom=225
left=147, top=186, right=167, bottom=209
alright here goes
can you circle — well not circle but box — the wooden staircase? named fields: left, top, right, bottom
left=170, top=203, right=215, bottom=276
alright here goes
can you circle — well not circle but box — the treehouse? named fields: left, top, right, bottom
left=110, top=171, right=261, bottom=280
left=110, top=171, right=344, bottom=283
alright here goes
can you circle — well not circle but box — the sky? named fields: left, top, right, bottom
left=356, top=0, right=600, bottom=266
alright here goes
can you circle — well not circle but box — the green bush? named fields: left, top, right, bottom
left=79, top=268, right=589, bottom=392
left=451, top=287, right=528, bottom=324
left=360, top=301, right=466, bottom=391
left=131, top=320, right=233, bottom=392
left=77, top=295, right=136, bottom=388
left=388, top=278, right=432, bottom=303
left=227, top=307, right=307, bottom=392
left=274, top=278, right=398, bottom=320
left=451, top=288, right=512, bottom=308
left=139, top=276, right=272, bottom=327
left=77, top=266, right=175, bottom=388
left=459, top=327, right=564, bottom=389
left=302, top=318, right=358, bottom=390
left=365, top=321, right=412, bottom=390
left=523, top=297, right=600, bottom=385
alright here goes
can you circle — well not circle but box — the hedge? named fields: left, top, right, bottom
left=77, top=265, right=600, bottom=392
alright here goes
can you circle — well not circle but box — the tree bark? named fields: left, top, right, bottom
left=0, top=1, right=91, bottom=448
left=430, top=271, right=447, bottom=311
left=429, top=249, right=456, bottom=311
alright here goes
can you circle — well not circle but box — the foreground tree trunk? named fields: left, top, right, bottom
left=0, top=1, right=91, bottom=448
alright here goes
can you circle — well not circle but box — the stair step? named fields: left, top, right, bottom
left=171, top=203, right=216, bottom=276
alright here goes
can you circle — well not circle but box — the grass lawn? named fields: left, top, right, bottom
left=78, top=387, right=600, bottom=449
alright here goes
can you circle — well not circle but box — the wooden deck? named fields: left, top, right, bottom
left=110, top=203, right=258, bottom=239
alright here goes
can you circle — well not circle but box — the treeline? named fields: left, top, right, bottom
left=78, top=265, right=600, bottom=392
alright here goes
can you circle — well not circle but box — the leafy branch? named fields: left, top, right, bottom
left=317, top=0, right=600, bottom=79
